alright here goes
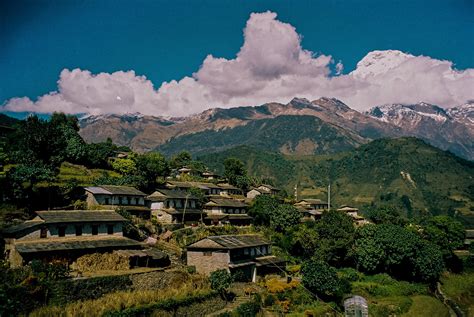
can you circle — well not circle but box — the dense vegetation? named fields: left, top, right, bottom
left=157, top=115, right=362, bottom=156
left=199, top=138, right=474, bottom=227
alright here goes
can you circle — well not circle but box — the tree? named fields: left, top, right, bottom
left=135, top=152, right=169, bottom=190
left=365, top=205, right=407, bottom=226
left=421, top=216, right=465, bottom=255
left=302, top=260, right=349, bottom=301
left=270, top=204, right=300, bottom=232
left=248, top=195, right=279, bottom=226
left=110, top=158, right=137, bottom=175
left=411, top=240, right=444, bottom=283
left=209, top=269, right=233, bottom=300
left=314, top=210, right=355, bottom=265
left=170, top=151, right=192, bottom=169
left=223, top=157, right=247, bottom=187
left=290, top=224, right=319, bottom=259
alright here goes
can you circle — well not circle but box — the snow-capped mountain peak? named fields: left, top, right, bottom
left=351, top=50, right=413, bottom=78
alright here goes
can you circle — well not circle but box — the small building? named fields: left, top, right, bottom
left=465, top=230, right=474, bottom=248
left=166, top=181, right=223, bottom=196
left=294, top=199, right=328, bottom=220
left=337, top=205, right=359, bottom=218
left=2, top=210, right=143, bottom=267
left=201, top=171, right=220, bottom=180
left=84, top=185, right=151, bottom=219
left=147, top=189, right=204, bottom=224
left=217, top=183, right=244, bottom=196
left=186, top=235, right=285, bottom=282
left=204, top=198, right=252, bottom=226
left=246, top=184, right=280, bottom=199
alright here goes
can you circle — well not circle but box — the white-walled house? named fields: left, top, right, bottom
left=147, top=189, right=204, bottom=224
left=84, top=185, right=151, bottom=219
left=2, top=210, right=142, bottom=267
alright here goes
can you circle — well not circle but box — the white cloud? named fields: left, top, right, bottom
left=2, top=11, right=473, bottom=116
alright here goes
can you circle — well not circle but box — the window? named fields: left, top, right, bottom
left=40, top=227, right=48, bottom=238
left=107, top=224, right=114, bottom=235
left=58, top=226, right=66, bottom=237
left=104, top=197, right=109, bottom=205
left=75, top=225, right=82, bottom=236
left=92, top=225, right=99, bottom=235
left=203, top=251, right=212, bottom=256
left=119, top=197, right=123, bottom=205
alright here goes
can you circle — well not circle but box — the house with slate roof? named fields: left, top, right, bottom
left=84, top=185, right=151, bottom=219
left=166, top=181, right=223, bottom=196
left=147, top=189, right=204, bottom=224
left=204, top=198, right=252, bottom=226
left=246, top=184, right=281, bottom=199
left=2, top=210, right=143, bottom=267
left=186, top=235, right=285, bottom=282
left=294, top=199, right=329, bottom=220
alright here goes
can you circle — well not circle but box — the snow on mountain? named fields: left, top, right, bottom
left=447, top=101, right=474, bottom=127
left=350, top=50, right=413, bottom=78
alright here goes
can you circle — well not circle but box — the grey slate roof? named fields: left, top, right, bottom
left=36, top=210, right=125, bottom=223
left=2, top=221, right=44, bottom=235
left=15, top=236, right=142, bottom=254
left=188, top=235, right=270, bottom=250
left=150, top=189, right=198, bottom=200
left=85, top=185, right=146, bottom=196
left=206, top=198, right=248, bottom=208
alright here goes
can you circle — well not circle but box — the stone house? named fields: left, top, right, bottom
left=84, top=185, right=151, bottom=219
left=186, top=235, right=285, bottom=282
left=2, top=210, right=143, bottom=267
left=246, top=184, right=280, bottom=199
left=147, top=189, right=204, bottom=224
left=294, top=199, right=329, bottom=220
left=337, top=205, right=370, bottom=226
left=217, top=183, right=244, bottom=196
left=166, top=181, right=223, bottom=196
left=204, top=198, right=252, bottom=226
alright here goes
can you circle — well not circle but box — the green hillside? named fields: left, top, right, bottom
left=157, top=115, right=365, bottom=156
left=198, top=138, right=474, bottom=226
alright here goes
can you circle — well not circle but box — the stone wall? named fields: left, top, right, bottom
left=187, top=250, right=230, bottom=275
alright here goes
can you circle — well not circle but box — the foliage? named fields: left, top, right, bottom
left=353, top=224, right=444, bottom=282
left=170, top=151, right=192, bottom=169
left=234, top=295, right=261, bottom=317
left=135, top=151, right=169, bottom=190
left=248, top=194, right=280, bottom=226
left=223, top=157, right=249, bottom=189
left=290, top=224, right=320, bottom=259
left=270, top=204, right=301, bottom=232
left=110, top=158, right=137, bottom=175
left=420, top=215, right=465, bottom=255
left=301, top=260, right=349, bottom=301
left=264, top=278, right=300, bottom=293
left=209, top=269, right=233, bottom=298
left=365, top=205, right=407, bottom=225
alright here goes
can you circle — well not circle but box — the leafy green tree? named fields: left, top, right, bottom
left=110, top=158, right=137, bottom=175
left=411, top=240, right=444, bottom=283
left=421, top=216, right=465, bottom=255
left=353, top=224, right=384, bottom=273
left=248, top=195, right=280, bottom=226
left=223, top=157, right=247, bottom=187
left=170, top=151, right=192, bottom=169
left=290, top=224, right=319, bottom=259
left=302, top=260, right=349, bottom=301
left=270, top=204, right=300, bottom=232
left=365, top=205, right=407, bottom=225
left=314, top=210, right=355, bottom=265
left=86, top=139, right=116, bottom=168
left=135, top=152, right=170, bottom=190
left=209, top=269, right=233, bottom=300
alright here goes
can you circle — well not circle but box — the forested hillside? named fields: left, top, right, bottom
left=198, top=138, right=474, bottom=226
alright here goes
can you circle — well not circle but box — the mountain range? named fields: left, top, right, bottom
left=79, top=98, right=474, bottom=160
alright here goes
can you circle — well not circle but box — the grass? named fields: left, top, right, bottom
left=440, top=271, right=474, bottom=315
left=30, top=274, right=210, bottom=316
left=401, top=296, right=449, bottom=317
left=56, top=162, right=121, bottom=185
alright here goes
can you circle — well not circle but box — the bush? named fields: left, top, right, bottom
left=235, top=296, right=261, bottom=317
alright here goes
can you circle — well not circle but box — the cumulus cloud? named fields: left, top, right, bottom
left=2, top=11, right=473, bottom=116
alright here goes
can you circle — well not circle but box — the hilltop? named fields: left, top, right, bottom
left=78, top=97, right=474, bottom=160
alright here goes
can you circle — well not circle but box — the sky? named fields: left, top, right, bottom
left=1, top=0, right=473, bottom=117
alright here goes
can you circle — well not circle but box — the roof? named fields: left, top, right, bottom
left=84, top=185, right=146, bottom=196
left=205, top=214, right=253, bottom=220
left=258, top=184, right=280, bottom=191
left=466, top=230, right=474, bottom=239
left=205, top=198, right=248, bottom=208
left=255, top=256, right=286, bottom=267
left=297, top=199, right=328, bottom=205
left=187, top=235, right=270, bottom=250
left=2, top=221, right=44, bottom=236
left=217, top=183, right=241, bottom=190
left=14, top=236, right=142, bottom=254
left=114, top=248, right=168, bottom=260
left=149, top=189, right=198, bottom=200
left=337, top=206, right=359, bottom=212
left=35, top=210, right=125, bottom=224
left=162, top=208, right=203, bottom=215
left=166, top=181, right=221, bottom=190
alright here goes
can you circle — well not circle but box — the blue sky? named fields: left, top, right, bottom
left=1, top=0, right=473, bottom=116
